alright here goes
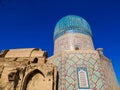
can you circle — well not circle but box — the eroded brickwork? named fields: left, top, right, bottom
left=0, top=48, right=57, bottom=90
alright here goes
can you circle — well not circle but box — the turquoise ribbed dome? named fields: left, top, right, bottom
left=54, top=15, right=92, bottom=40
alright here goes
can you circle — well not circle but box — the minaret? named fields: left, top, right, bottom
left=49, top=15, right=119, bottom=90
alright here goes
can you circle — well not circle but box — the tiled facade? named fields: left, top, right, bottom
left=49, top=15, right=119, bottom=90
left=49, top=50, right=105, bottom=90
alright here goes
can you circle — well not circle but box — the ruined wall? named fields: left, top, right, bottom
left=0, top=48, right=57, bottom=90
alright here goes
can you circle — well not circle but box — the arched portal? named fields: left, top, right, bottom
left=22, top=69, right=46, bottom=90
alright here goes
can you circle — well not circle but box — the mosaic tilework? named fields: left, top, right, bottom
left=54, top=33, right=94, bottom=54
left=54, top=15, right=92, bottom=40
left=49, top=50, right=105, bottom=90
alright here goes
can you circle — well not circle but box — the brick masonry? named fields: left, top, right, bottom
left=49, top=50, right=119, bottom=90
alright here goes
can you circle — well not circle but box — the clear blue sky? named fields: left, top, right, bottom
left=0, top=0, right=120, bottom=86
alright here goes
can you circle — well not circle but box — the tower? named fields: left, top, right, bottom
left=49, top=15, right=119, bottom=90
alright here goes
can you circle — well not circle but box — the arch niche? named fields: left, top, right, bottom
left=22, top=69, right=46, bottom=90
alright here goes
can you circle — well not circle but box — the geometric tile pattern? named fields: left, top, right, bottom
left=50, top=50, right=105, bottom=90
left=54, top=15, right=92, bottom=41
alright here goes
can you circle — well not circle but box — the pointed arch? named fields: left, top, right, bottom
left=77, top=67, right=90, bottom=89
left=78, top=70, right=88, bottom=87
left=22, top=69, right=45, bottom=90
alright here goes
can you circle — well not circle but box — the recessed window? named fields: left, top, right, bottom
left=75, top=45, right=79, bottom=50
left=77, top=67, right=90, bottom=89
left=78, top=70, right=88, bottom=87
left=31, top=58, right=38, bottom=63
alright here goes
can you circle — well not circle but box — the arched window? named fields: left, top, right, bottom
left=78, top=70, right=88, bottom=88
left=75, top=45, right=79, bottom=50
left=77, top=67, right=90, bottom=89
left=31, top=58, right=38, bottom=63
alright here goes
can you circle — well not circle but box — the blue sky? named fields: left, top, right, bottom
left=0, top=0, right=120, bottom=86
